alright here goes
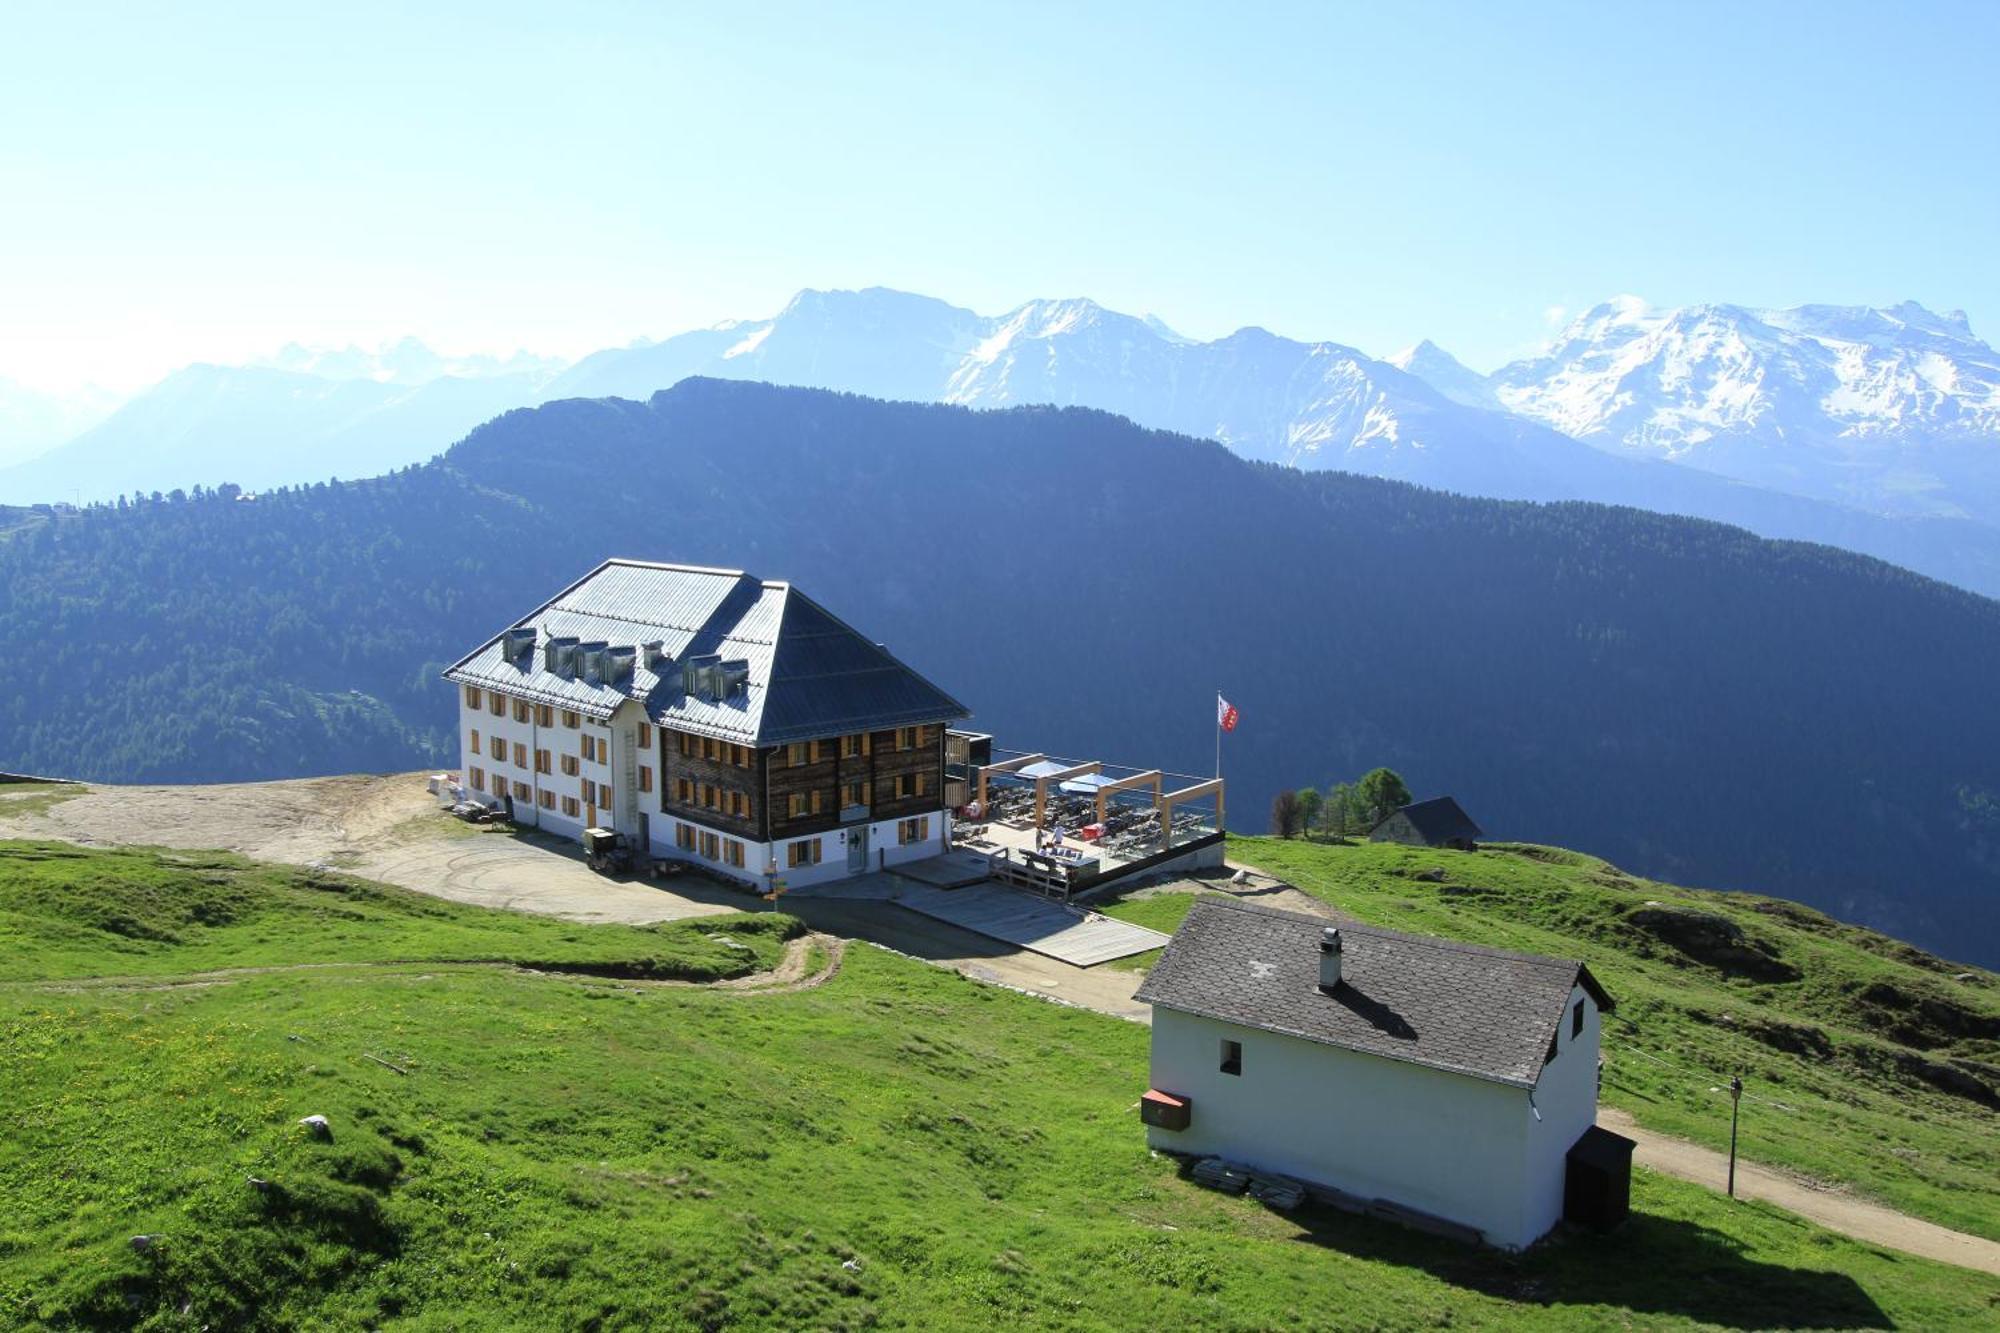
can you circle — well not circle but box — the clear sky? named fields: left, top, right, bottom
left=3, top=0, right=1996, bottom=391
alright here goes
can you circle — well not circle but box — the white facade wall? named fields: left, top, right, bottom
left=647, top=807, right=950, bottom=891
left=458, top=692, right=540, bottom=817
left=578, top=714, right=614, bottom=829
left=1522, top=983, right=1601, bottom=1240
left=456, top=689, right=652, bottom=843
left=1147, top=1000, right=1600, bottom=1249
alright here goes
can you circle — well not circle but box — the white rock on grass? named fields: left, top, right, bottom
left=299, top=1114, right=332, bottom=1139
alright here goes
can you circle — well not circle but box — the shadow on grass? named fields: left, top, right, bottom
left=1278, top=1197, right=1892, bottom=1330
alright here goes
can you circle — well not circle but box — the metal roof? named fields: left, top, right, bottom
left=1134, top=898, right=1613, bottom=1089
left=443, top=559, right=969, bottom=743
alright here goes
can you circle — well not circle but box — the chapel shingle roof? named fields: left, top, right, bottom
left=1134, top=898, right=1612, bottom=1088
left=442, top=559, right=969, bottom=744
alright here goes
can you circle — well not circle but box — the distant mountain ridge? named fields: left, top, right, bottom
left=0, top=363, right=554, bottom=501
left=253, top=336, right=565, bottom=385
left=0, top=377, right=121, bottom=470
left=549, top=287, right=2000, bottom=599
left=4, top=378, right=1999, bottom=964
left=11, top=288, right=2000, bottom=601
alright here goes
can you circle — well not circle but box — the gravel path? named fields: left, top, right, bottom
left=11, top=932, right=847, bottom=997
left=1596, top=1107, right=2000, bottom=1276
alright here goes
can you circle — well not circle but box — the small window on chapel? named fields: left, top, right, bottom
left=1219, top=1039, right=1243, bottom=1077
left=1572, top=999, right=1585, bottom=1039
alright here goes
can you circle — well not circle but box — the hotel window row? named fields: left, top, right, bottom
left=459, top=687, right=583, bottom=733
left=677, top=733, right=756, bottom=767
left=675, top=823, right=747, bottom=867
left=678, top=779, right=750, bottom=817
left=780, top=726, right=934, bottom=768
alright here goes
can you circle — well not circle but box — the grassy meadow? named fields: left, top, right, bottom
left=0, top=779, right=87, bottom=821
left=3, top=838, right=1999, bottom=1329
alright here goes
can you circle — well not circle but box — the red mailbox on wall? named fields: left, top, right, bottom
left=1140, top=1088, right=1191, bottom=1131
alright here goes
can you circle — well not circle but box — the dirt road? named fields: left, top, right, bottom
left=1595, top=1107, right=2000, bottom=1276
left=9, top=932, right=848, bottom=998
left=0, top=774, right=746, bottom=925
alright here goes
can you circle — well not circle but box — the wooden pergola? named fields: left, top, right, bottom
left=1158, top=778, right=1225, bottom=842
left=974, top=751, right=1225, bottom=842
left=974, top=753, right=1044, bottom=812
left=1031, top=761, right=1100, bottom=829
left=1090, top=769, right=1162, bottom=824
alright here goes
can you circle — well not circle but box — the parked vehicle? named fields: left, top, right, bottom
left=584, top=827, right=631, bottom=874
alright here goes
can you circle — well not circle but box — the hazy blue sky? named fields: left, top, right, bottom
left=4, top=1, right=1996, bottom=389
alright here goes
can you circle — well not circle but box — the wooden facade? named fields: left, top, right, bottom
left=659, top=731, right=764, bottom=842
left=658, top=722, right=946, bottom=844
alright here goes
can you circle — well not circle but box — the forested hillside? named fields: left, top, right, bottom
left=4, top=379, right=2000, bottom=963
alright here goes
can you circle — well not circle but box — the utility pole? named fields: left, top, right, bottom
left=1727, top=1074, right=1744, bottom=1198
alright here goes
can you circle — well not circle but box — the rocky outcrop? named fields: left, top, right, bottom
left=1626, top=906, right=1800, bottom=983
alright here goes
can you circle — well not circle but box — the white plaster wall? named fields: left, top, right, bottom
left=768, top=808, right=949, bottom=887
left=1520, top=985, right=1601, bottom=1243
left=458, top=689, right=614, bottom=842
left=537, top=711, right=586, bottom=834
left=769, top=829, right=847, bottom=888
left=1147, top=1009, right=1548, bottom=1248
left=875, top=809, right=948, bottom=870
left=460, top=693, right=540, bottom=823
left=606, top=701, right=646, bottom=837
left=649, top=812, right=765, bottom=887
left=579, top=717, right=613, bottom=830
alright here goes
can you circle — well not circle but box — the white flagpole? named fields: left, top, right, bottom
left=1215, top=691, right=1222, bottom=780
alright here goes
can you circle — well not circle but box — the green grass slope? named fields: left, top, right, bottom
left=1224, top=836, right=2000, bottom=1243
left=4, top=842, right=1998, bottom=1330
left=0, top=841, right=796, bottom=983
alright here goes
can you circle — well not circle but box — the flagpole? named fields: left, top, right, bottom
left=1215, top=690, right=1221, bottom=780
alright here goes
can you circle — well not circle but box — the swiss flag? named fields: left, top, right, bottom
left=1217, top=694, right=1239, bottom=733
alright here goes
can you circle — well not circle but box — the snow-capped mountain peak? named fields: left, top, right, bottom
left=1386, top=339, right=1500, bottom=411
left=1492, top=298, right=2000, bottom=518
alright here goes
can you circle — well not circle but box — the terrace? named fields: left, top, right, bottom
left=947, top=739, right=1225, bottom=899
